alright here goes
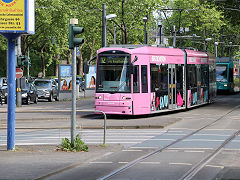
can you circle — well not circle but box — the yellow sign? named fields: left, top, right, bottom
left=0, top=0, right=25, bottom=31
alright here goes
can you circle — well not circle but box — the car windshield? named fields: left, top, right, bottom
left=34, top=81, right=51, bottom=88
left=216, top=65, right=228, bottom=82
left=96, top=55, right=131, bottom=93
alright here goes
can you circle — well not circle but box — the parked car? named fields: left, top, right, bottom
left=76, top=77, right=85, bottom=92
left=21, top=83, right=38, bottom=105
left=33, top=79, right=58, bottom=102
left=0, top=77, right=8, bottom=104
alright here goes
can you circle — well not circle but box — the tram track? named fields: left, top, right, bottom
left=99, top=104, right=240, bottom=180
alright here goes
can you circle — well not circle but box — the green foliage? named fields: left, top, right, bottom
left=59, top=134, right=88, bottom=152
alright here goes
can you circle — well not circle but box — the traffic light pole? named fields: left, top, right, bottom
left=71, top=46, right=77, bottom=145
left=69, top=18, right=84, bottom=146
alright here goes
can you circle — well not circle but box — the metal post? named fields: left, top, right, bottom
left=27, top=47, right=30, bottom=79
left=16, top=36, right=22, bottom=107
left=16, top=78, right=22, bottom=107
left=71, top=47, right=77, bottom=145
left=159, top=24, right=162, bottom=45
left=173, top=25, right=176, bottom=47
left=102, top=4, right=107, bottom=47
left=7, top=36, right=17, bottom=150
left=213, top=34, right=216, bottom=57
left=114, top=25, right=116, bottom=45
left=144, top=22, right=147, bottom=44
left=192, top=34, right=196, bottom=49
left=103, top=112, right=106, bottom=145
left=221, top=28, right=224, bottom=57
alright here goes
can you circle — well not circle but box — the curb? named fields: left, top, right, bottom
left=0, top=125, right=165, bottom=130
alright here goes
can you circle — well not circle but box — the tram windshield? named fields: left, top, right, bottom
left=96, top=55, right=131, bottom=93
left=216, top=65, right=228, bottom=82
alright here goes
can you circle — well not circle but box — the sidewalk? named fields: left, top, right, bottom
left=0, top=144, right=123, bottom=180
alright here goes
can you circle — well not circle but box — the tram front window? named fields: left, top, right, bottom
left=96, top=55, right=131, bottom=93
left=216, top=65, right=228, bottom=82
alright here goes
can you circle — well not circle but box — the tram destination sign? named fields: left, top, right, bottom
left=0, top=0, right=35, bottom=34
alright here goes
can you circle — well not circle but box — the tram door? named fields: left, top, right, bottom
left=197, top=65, right=201, bottom=104
left=168, top=64, right=177, bottom=109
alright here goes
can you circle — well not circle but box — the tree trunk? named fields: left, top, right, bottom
left=77, top=46, right=83, bottom=75
left=67, top=50, right=71, bottom=64
left=54, top=54, right=60, bottom=77
left=41, top=49, right=45, bottom=77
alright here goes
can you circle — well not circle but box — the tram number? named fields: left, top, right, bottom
left=152, top=56, right=166, bottom=63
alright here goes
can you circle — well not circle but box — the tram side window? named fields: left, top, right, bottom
left=141, top=65, right=148, bottom=93
left=229, top=68, right=233, bottom=82
left=150, top=65, right=158, bottom=92
left=201, top=65, right=209, bottom=87
left=187, top=65, right=197, bottom=89
left=151, top=64, right=168, bottom=93
left=133, top=65, right=140, bottom=93
left=176, top=65, right=183, bottom=91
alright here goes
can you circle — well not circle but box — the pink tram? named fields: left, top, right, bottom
left=95, top=45, right=216, bottom=115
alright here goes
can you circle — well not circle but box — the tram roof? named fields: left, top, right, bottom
left=98, top=45, right=209, bottom=58
left=98, top=45, right=185, bottom=56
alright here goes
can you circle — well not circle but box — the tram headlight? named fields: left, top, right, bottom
left=122, top=96, right=131, bottom=100
left=96, top=96, right=102, bottom=99
left=223, top=84, right=227, bottom=87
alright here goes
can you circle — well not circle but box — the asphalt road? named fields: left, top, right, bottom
left=0, top=93, right=240, bottom=180
left=40, top=93, right=240, bottom=180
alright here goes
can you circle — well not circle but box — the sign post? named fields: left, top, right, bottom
left=0, top=0, right=35, bottom=150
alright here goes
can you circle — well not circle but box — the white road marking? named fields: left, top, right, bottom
left=147, top=139, right=176, bottom=141
left=168, top=148, right=213, bottom=150
left=140, top=162, right=161, bottom=164
left=223, top=148, right=240, bottom=151
left=183, top=139, right=225, bottom=142
left=184, top=150, right=205, bottom=153
left=103, top=152, right=113, bottom=156
left=89, top=162, right=113, bottom=164
left=118, top=162, right=128, bottom=164
left=205, top=165, right=224, bottom=169
left=169, top=162, right=192, bottom=166
left=194, top=134, right=230, bottom=137
left=164, top=150, right=179, bottom=152
left=131, top=147, right=158, bottom=149
left=122, top=149, right=142, bottom=152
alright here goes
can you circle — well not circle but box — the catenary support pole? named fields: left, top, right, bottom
left=102, top=4, right=107, bottom=47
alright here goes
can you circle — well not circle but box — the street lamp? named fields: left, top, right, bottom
left=158, top=22, right=162, bottom=45
left=204, top=38, right=212, bottom=52
left=102, top=4, right=117, bottom=47
left=106, top=14, right=117, bottom=20
left=143, top=15, right=148, bottom=44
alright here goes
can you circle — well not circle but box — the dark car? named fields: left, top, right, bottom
left=21, top=83, right=38, bottom=105
left=34, top=79, right=58, bottom=102
left=76, top=77, right=85, bottom=92
left=0, top=77, right=8, bottom=104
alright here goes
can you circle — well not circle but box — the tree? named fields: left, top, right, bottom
left=157, top=0, right=224, bottom=53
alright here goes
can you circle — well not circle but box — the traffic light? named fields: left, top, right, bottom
left=69, top=24, right=84, bottom=49
left=17, top=55, right=30, bottom=67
